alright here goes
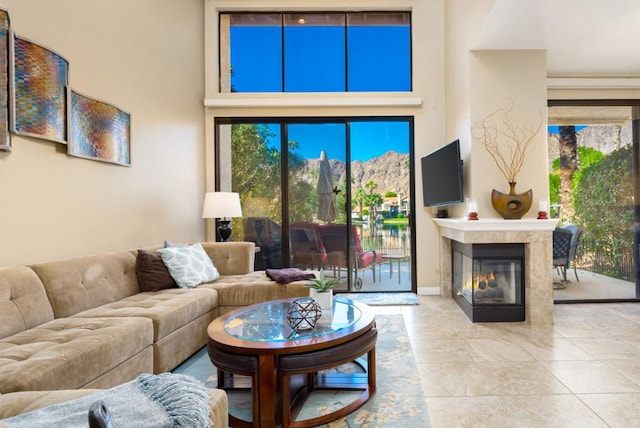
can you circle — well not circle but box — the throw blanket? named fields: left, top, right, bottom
left=1, top=373, right=211, bottom=428
left=266, top=268, right=316, bottom=284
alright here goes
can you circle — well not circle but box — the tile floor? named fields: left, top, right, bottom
left=374, top=296, right=640, bottom=427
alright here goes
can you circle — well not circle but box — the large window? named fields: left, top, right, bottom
left=219, top=12, right=411, bottom=93
left=216, top=118, right=415, bottom=293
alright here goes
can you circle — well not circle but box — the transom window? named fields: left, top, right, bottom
left=219, top=12, right=412, bottom=93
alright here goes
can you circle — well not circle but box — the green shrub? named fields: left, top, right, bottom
left=573, top=145, right=633, bottom=276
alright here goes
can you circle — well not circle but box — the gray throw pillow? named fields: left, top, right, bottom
left=158, top=243, right=219, bottom=288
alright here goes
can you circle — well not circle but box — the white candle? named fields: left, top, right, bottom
left=539, top=200, right=548, bottom=212
left=468, top=202, right=478, bottom=213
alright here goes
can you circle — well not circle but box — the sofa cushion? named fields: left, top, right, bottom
left=0, top=267, right=54, bottom=340
left=198, top=271, right=308, bottom=309
left=158, top=243, right=220, bottom=288
left=0, top=317, right=153, bottom=393
left=71, top=288, right=218, bottom=341
left=200, top=241, right=255, bottom=275
left=135, top=249, right=178, bottom=292
left=0, top=388, right=228, bottom=428
left=1, top=373, right=212, bottom=428
left=0, top=389, right=100, bottom=419
left=30, top=251, right=139, bottom=318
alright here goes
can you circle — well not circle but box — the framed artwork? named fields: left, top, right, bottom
left=0, top=9, right=10, bottom=151
left=69, top=89, right=130, bottom=166
left=12, top=35, right=68, bottom=144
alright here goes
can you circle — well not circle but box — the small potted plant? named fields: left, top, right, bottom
left=305, top=270, right=339, bottom=309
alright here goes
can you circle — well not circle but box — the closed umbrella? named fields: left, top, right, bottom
left=317, top=150, right=338, bottom=223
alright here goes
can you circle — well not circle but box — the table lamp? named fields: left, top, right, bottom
left=202, top=192, right=243, bottom=242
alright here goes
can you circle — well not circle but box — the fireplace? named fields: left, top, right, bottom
left=452, top=241, right=525, bottom=322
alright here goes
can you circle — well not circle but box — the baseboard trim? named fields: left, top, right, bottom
left=417, top=287, right=440, bottom=296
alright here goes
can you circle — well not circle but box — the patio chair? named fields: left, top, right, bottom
left=563, top=224, right=583, bottom=282
left=290, top=222, right=328, bottom=269
left=243, top=217, right=282, bottom=269
left=552, top=227, right=573, bottom=289
left=316, top=223, right=379, bottom=290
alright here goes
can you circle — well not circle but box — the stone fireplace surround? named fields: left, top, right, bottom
left=433, top=218, right=559, bottom=325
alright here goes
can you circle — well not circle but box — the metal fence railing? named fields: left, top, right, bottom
left=576, top=235, right=636, bottom=282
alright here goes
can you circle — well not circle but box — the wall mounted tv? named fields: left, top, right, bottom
left=421, top=139, right=464, bottom=207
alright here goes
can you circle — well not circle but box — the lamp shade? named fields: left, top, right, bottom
left=202, top=192, right=243, bottom=219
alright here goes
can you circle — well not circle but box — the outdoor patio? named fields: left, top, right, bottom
left=553, top=269, right=636, bottom=301
left=331, top=256, right=412, bottom=293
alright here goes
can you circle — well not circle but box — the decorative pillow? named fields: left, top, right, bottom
left=135, top=249, right=179, bottom=292
left=158, top=243, right=219, bottom=288
left=266, top=268, right=316, bottom=284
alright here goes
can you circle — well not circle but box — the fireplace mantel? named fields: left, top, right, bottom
left=433, top=217, right=559, bottom=324
left=433, top=218, right=558, bottom=233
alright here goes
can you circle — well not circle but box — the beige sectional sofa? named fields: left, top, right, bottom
left=0, top=241, right=309, bottom=426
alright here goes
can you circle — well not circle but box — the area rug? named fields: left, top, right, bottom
left=173, top=315, right=430, bottom=427
left=337, top=292, right=419, bottom=306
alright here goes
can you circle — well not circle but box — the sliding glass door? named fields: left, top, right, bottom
left=548, top=102, right=640, bottom=302
left=217, top=118, right=414, bottom=293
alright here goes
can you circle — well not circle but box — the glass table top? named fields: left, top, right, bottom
left=224, top=297, right=362, bottom=342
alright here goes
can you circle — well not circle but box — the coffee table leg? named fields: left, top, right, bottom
left=257, top=354, right=278, bottom=427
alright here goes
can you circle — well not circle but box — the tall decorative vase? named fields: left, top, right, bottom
left=309, top=289, right=333, bottom=310
left=491, top=182, right=533, bottom=219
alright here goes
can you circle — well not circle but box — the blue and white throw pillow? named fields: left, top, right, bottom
left=158, top=243, right=219, bottom=288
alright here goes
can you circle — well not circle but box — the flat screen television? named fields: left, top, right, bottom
left=421, top=139, right=464, bottom=207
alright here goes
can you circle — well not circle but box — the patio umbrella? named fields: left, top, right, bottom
left=317, top=150, right=338, bottom=223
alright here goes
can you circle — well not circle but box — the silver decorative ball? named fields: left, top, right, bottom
left=286, top=298, right=322, bottom=332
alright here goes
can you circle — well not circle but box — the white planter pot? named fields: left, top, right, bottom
left=309, top=289, right=333, bottom=310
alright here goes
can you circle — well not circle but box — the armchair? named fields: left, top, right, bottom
left=316, top=223, right=378, bottom=290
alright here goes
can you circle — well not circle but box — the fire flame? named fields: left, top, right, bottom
left=464, top=271, right=496, bottom=290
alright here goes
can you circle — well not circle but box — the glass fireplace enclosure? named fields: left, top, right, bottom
left=452, top=241, right=525, bottom=322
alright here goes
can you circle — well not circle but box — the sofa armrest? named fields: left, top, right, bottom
left=200, top=242, right=255, bottom=275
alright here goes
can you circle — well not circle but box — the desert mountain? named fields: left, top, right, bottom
left=299, top=150, right=410, bottom=197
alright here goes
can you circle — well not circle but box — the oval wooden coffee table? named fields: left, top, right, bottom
left=207, top=297, right=377, bottom=428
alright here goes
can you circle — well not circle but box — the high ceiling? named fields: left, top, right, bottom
left=473, top=0, right=640, bottom=76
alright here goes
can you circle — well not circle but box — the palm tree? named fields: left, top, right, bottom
left=364, top=181, right=381, bottom=219
left=558, top=126, right=578, bottom=221
left=353, top=187, right=367, bottom=217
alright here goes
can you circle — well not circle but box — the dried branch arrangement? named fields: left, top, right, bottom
left=471, top=103, right=543, bottom=183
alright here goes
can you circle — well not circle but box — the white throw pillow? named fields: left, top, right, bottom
left=158, top=243, right=219, bottom=288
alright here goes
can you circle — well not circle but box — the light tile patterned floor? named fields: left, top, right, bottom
left=374, top=296, right=640, bottom=427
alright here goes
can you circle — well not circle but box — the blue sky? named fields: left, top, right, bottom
left=548, top=125, right=588, bottom=133
left=230, top=23, right=410, bottom=92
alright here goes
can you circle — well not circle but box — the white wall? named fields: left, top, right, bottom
left=468, top=49, right=549, bottom=213
left=0, top=0, right=206, bottom=266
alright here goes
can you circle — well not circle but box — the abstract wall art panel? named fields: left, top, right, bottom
left=69, top=89, right=130, bottom=166
left=0, top=9, right=11, bottom=151
left=12, top=35, right=68, bottom=143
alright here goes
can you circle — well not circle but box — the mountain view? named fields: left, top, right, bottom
left=299, top=150, right=410, bottom=196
